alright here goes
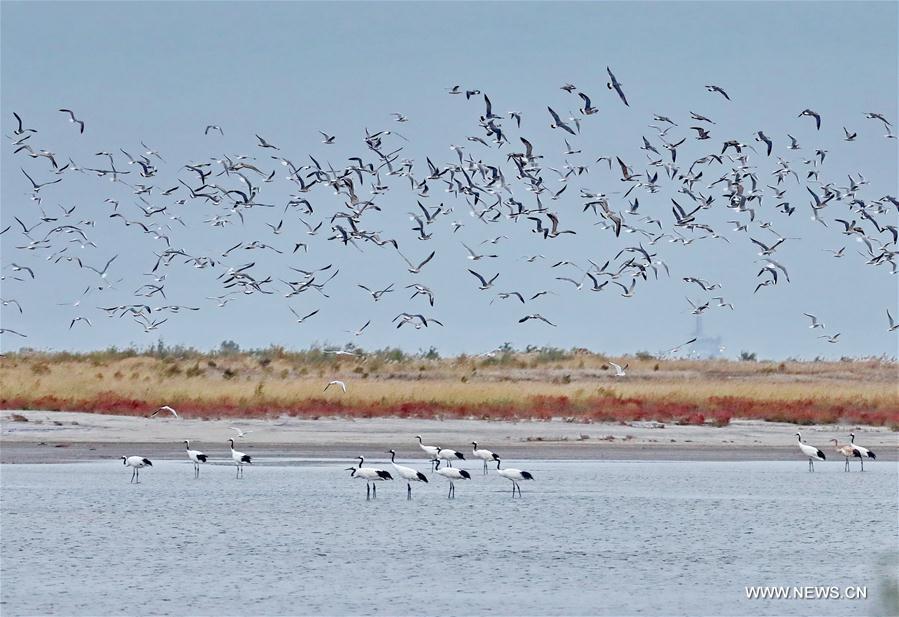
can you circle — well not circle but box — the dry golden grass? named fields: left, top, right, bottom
left=1, top=350, right=896, bottom=426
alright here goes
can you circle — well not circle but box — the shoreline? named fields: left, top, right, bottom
left=1, top=410, right=896, bottom=464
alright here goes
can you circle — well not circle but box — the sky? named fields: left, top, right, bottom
left=1, top=1, right=897, bottom=360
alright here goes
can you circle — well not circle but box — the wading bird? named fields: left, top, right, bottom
left=848, top=433, right=875, bottom=471
left=433, top=459, right=471, bottom=498
left=347, top=456, right=393, bottom=499
left=184, top=440, right=208, bottom=478
left=795, top=432, right=825, bottom=472
left=387, top=450, right=428, bottom=499
left=471, top=442, right=500, bottom=474
left=228, top=438, right=252, bottom=478
left=415, top=435, right=440, bottom=469
left=830, top=439, right=860, bottom=472
left=495, top=459, right=534, bottom=497
left=121, top=456, right=152, bottom=483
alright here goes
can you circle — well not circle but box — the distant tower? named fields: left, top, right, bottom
left=690, top=315, right=723, bottom=358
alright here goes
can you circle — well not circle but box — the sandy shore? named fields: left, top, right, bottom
left=1, top=410, right=896, bottom=464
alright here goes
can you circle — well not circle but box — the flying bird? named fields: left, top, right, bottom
left=324, top=380, right=348, bottom=393
left=149, top=405, right=179, bottom=418
left=606, top=67, right=629, bottom=106
left=58, top=109, right=85, bottom=133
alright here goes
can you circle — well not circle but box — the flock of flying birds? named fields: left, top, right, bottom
left=2, top=68, right=897, bottom=352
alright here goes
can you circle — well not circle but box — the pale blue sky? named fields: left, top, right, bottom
left=1, top=1, right=897, bottom=359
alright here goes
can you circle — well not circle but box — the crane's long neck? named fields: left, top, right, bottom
left=185, top=441, right=190, bottom=450
left=850, top=435, right=856, bottom=444
left=389, top=451, right=396, bottom=463
left=416, top=436, right=423, bottom=445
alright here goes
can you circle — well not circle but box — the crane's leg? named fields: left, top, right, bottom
left=483, top=460, right=488, bottom=475
left=447, top=482, right=453, bottom=499
left=130, top=468, right=136, bottom=483
left=373, top=484, right=377, bottom=499
left=407, top=483, right=412, bottom=500
left=366, top=483, right=370, bottom=500
left=860, top=458, right=864, bottom=472
left=135, top=468, right=140, bottom=483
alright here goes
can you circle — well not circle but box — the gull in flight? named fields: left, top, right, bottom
left=149, top=405, right=179, bottom=418
left=799, top=109, right=822, bottom=130
left=324, top=380, right=348, bottom=393
left=818, top=333, right=841, bottom=344
left=886, top=310, right=898, bottom=332
left=518, top=314, right=556, bottom=327
left=705, top=84, right=730, bottom=100
left=547, top=107, right=577, bottom=135
left=346, top=320, right=371, bottom=337
left=58, top=109, right=85, bottom=133
left=397, top=249, right=435, bottom=274
left=609, top=362, right=628, bottom=377
left=229, top=426, right=254, bottom=438
left=289, top=306, right=319, bottom=324
left=468, top=268, right=499, bottom=290
left=606, top=67, right=629, bottom=106
left=803, top=313, right=825, bottom=329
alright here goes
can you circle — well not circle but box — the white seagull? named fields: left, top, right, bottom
left=803, top=313, right=825, bottom=329
left=324, top=380, right=347, bottom=393
left=609, top=362, right=628, bottom=377
left=149, top=405, right=179, bottom=419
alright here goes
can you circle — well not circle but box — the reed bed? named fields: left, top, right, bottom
left=2, top=350, right=896, bottom=428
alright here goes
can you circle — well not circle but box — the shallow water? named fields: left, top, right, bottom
left=1, top=459, right=896, bottom=616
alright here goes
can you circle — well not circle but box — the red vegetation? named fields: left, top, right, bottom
left=2, top=390, right=897, bottom=427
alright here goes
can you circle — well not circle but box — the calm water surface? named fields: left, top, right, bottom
left=1, top=459, right=896, bottom=616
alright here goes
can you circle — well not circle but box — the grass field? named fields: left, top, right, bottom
left=1, top=346, right=897, bottom=428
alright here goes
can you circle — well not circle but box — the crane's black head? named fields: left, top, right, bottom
left=471, top=441, right=478, bottom=447
left=357, top=456, right=364, bottom=463
left=387, top=449, right=395, bottom=454
left=120, top=456, right=127, bottom=464
left=228, top=438, right=234, bottom=446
